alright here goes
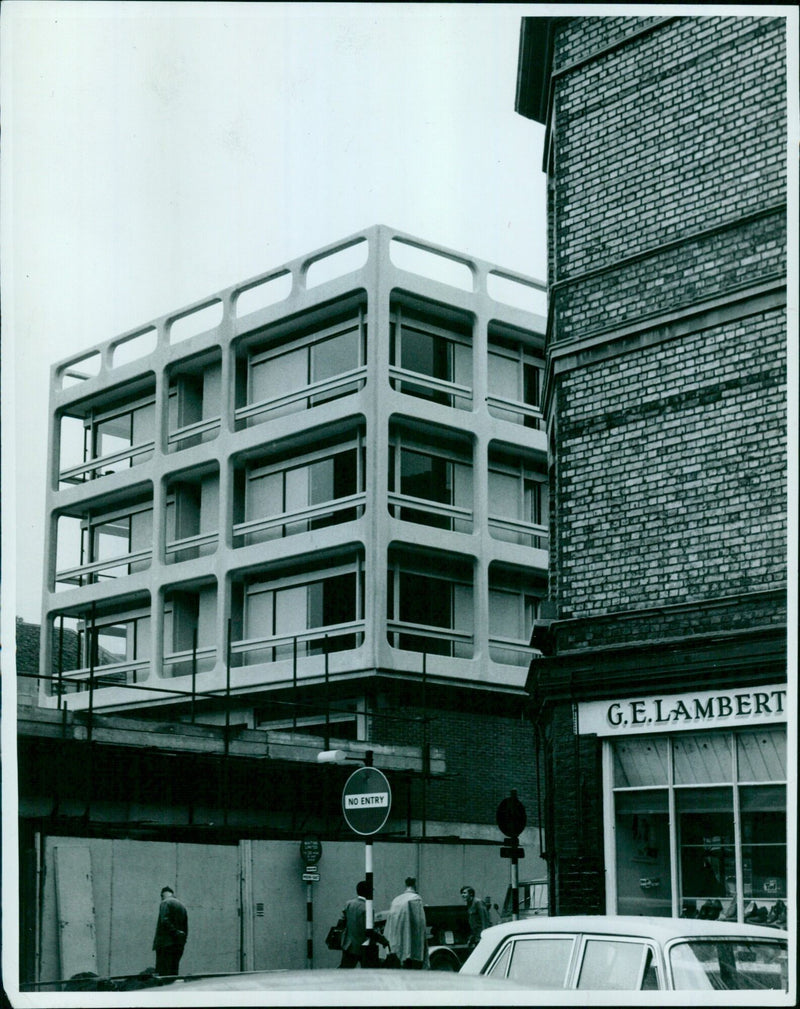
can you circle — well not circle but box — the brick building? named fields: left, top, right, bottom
left=515, top=15, right=789, bottom=924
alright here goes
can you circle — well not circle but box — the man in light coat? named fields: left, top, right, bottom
left=384, top=877, right=429, bottom=969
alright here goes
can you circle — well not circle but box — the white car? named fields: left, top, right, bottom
left=459, top=914, right=788, bottom=991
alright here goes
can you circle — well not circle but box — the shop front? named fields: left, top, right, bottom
left=579, top=683, right=788, bottom=928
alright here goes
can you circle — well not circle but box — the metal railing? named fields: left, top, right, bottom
left=387, top=492, right=472, bottom=530
left=56, top=549, right=153, bottom=586
left=59, top=441, right=156, bottom=483
left=388, top=366, right=472, bottom=408
left=233, top=493, right=366, bottom=541
left=167, top=415, right=222, bottom=447
left=234, top=366, right=367, bottom=425
left=488, top=514, right=549, bottom=549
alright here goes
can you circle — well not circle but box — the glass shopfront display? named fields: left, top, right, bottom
left=609, top=727, right=786, bottom=925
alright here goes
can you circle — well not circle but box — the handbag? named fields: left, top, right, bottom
left=325, top=918, right=346, bottom=951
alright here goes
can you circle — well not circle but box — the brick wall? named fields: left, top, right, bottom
left=555, top=309, right=786, bottom=623
left=372, top=692, right=540, bottom=828
left=553, top=17, right=786, bottom=283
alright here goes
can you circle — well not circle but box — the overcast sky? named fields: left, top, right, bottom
left=2, top=2, right=548, bottom=623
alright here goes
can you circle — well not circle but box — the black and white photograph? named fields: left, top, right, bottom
left=1, top=3, right=796, bottom=1005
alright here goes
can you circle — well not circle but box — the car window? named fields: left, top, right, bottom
left=669, top=939, right=788, bottom=991
left=488, top=936, right=574, bottom=988
left=576, top=938, right=654, bottom=990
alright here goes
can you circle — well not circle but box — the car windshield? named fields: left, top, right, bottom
left=669, top=938, right=788, bottom=990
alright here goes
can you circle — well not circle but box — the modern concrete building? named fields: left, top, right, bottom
left=516, top=15, right=789, bottom=926
left=22, top=226, right=552, bottom=983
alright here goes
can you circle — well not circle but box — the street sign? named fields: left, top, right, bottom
left=500, top=839, right=525, bottom=859
left=496, top=790, right=527, bottom=837
left=300, top=835, right=323, bottom=864
left=342, top=766, right=392, bottom=835
left=302, top=872, right=321, bottom=882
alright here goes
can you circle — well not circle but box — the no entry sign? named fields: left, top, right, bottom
left=342, top=766, right=392, bottom=835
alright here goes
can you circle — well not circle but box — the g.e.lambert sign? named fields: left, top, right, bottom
left=579, top=683, right=786, bottom=737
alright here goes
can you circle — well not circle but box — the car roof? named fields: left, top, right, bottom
left=465, top=914, right=787, bottom=944
left=154, top=968, right=527, bottom=992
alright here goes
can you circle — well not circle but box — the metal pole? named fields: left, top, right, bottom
left=511, top=846, right=520, bottom=921
left=87, top=606, right=96, bottom=745
left=421, top=652, right=427, bottom=839
left=57, top=616, right=65, bottom=708
left=191, top=627, right=197, bottom=724
left=363, top=748, right=376, bottom=963
left=324, top=635, right=330, bottom=751
left=306, top=882, right=314, bottom=969
left=292, top=636, right=298, bottom=733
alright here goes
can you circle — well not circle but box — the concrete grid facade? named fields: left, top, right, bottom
left=517, top=14, right=788, bottom=924
left=37, top=224, right=548, bottom=835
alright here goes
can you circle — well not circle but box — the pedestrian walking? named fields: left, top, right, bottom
left=338, top=880, right=369, bottom=968
left=384, top=877, right=429, bottom=969
left=152, top=886, right=188, bottom=977
left=461, top=885, right=489, bottom=948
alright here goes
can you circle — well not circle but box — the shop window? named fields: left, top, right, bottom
left=235, top=296, right=367, bottom=428
left=610, top=729, right=787, bottom=924
left=235, top=431, right=365, bottom=546
left=487, top=322, right=544, bottom=428
left=389, top=295, right=472, bottom=410
left=388, top=424, right=472, bottom=532
left=386, top=549, right=473, bottom=658
left=613, top=737, right=669, bottom=788
left=488, top=445, right=548, bottom=549
left=614, top=790, right=672, bottom=917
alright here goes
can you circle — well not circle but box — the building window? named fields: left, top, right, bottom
left=389, top=295, right=472, bottom=410
left=235, top=296, right=367, bottom=428
left=55, top=494, right=153, bottom=588
left=487, top=322, right=544, bottom=428
left=255, top=697, right=366, bottom=741
left=488, top=444, right=548, bottom=549
left=232, top=554, right=365, bottom=667
left=234, top=430, right=366, bottom=546
left=167, top=351, right=222, bottom=451
left=162, top=583, right=217, bottom=678
left=388, top=423, right=472, bottom=532
left=488, top=564, right=545, bottom=666
left=58, top=385, right=156, bottom=486
left=48, top=603, right=151, bottom=694
left=164, top=468, right=219, bottom=563
left=610, top=728, right=786, bottom=926
left=387, top=549, right=473, bottom=658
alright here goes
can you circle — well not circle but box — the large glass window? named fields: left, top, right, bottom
left=238, top=437, right=365, bottom=545
left=59, top=390, right=156, bottom=486
left=389, top=296, right=472, bottom=409
left=50, top=604, right=151, bottom=693
left=488, top=447, right=548, bottom=549
left=388, top=428, right=472, bottom=532
left=487, top=322, right=544, bottom=428
left=387, top=551, right=473, bottom=658
left=235, top=558, right=365, bottom=667
left=239, top=300, right=367, bottom=426
left=611, top=728, right=787, bottom=924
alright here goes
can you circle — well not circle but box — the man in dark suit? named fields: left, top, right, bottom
left=152, top=886, right=188, bottom=977
left=339, top=880, right=369, bottom=968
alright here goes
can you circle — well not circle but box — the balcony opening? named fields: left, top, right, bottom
left=389, top=293, right=473, bottom=410
left=165, top=466, right=220, bottom=564
left=487, top=321, right=545, bottom=428
left=57, top=378, right=156, bottom=487
left=167, top=349, right=222, bottom=452
left=387, top=546, right=473, bottom=659
left=231, top=549, right=365, bottom=668
left=163, top=581, right=217, bottom=678
left=388, top=419, right=472, bottom=532
left=48, top=598, right=151, bottom=695
left=489, top=563, right=546, bottom=666
left=488, top=442, right=549, bottom=549
left=233, top=422, right=366, bottom=546
left=234, top=293, right=367, bottom=430
left=55, top=488, right=154, bottom=590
